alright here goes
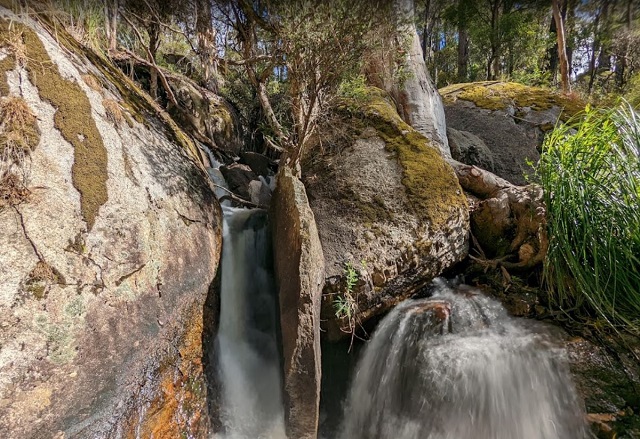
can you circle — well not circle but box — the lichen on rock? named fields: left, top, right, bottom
left=440, top=81, right=584, bottom=121
left=358, top=89, right=466, bottom=229
left=7, top=20, right=109, bottom=230
left=304, top=87, right=469, bottom=340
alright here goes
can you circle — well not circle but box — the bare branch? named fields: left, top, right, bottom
left=120, top=11, right=179, bottom=107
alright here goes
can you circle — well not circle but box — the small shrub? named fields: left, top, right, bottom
left=538, top=103, right=640, bottom=333
left=0, top=172, right=30, bottom=209
left=1, top=27, right=27, bottom=67
left=337, top=75, right=370, bottom=102
left=0, top=96, right=40, bottom=180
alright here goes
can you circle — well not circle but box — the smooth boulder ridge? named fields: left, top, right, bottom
left=0, top=8, right=222, bottom=437
left=441, top=81, right=584, bottom=185
left=303, top=88, right=469, bottom=340
left=271, top=167, right=325, bottom=439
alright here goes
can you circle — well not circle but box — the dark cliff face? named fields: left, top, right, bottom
left=0, top=6, right=223, bottom=437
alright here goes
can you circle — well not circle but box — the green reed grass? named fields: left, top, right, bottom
left=539, top=103, right=640, bottom=333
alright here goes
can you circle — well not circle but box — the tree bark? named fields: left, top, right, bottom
left=552, top=0, right=571, bottom=93
left=393, top=0, right=450, bottom=156
left=148, top=21, right=160, bottom=99
left=104, top=0, right=118, bottom=53
left=196, top=0, right=217, bottom=91
left=457, top=18, right=469, bottom=82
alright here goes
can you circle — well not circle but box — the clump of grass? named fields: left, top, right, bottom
left=538, top=103, right=640, bottom=333
left=0, top=96, right=40, bottom=181
left=103, top=98, right=123, bottom=127
left=0, top=172, right=30, bottom=209
left=82, top=74, right=103, bottom=93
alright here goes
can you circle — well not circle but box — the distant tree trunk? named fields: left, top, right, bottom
left=104, top=0, right=118, bottom=53
left=587, top=3, right=603, bottom=93
left=457, top=0, right=469, bottom=82
left=148, top=21, right=160, bottom=99
left=615, top=0, right=633, bottom=88
left=552, top=0, right=571, bottom=93
left=488, top=0, right=501, bottom=80
left=393, top=0, right=450, bottom=156
left=421, top=0, right=431, bottom=61
left=196, top=0, right=217, bottom=91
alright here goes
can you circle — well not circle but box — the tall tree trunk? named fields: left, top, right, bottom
left=196, top=0, right=217, bottom=91
left=615, top=0, right=633, bottom=88
left=587, top=3, right=603, bottom=93
left=104, top=0, right=118, bottom=53
left=148, top=22, right=160, bottom=99
left=488, top=0, right=501, bottom=80
left=393, top=0, right=450, bottom=156
left=422, top=0, right=431, bottom=61
left=547, top=11, right=559, bottom=84
left=597, top=0, right=612, bottom=71
left=552, top=0, right=571, bottom=93
left=457, top=0, right=469, bottom=83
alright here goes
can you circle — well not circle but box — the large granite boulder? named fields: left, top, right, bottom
left=303, top=88, right=469, bottom=340
left=447, top=127, right=495, bottom=172
left=440, top=81, right=584, bottom=185
left=271, top=167, right=324, bottom=439
left=168, top=75, right=242, bottom=154
left=0, top=9, right=221, bottom=437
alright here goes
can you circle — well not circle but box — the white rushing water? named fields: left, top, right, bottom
left=337, top=279, right=587, bottom=439
left=216, top=206, right=287, bottom=439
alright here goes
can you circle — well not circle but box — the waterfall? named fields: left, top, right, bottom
left=215, top=206, right=287, bottom=439
left=337, top=279, right=587, bottom=439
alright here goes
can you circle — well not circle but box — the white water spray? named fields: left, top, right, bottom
left=215, top=207, right=287, bottom=439
left=338, top=279, right=587, bottom=439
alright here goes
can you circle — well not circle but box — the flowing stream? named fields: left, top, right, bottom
left=207, top=155, right=585, bottom=439
left=336, top=279, right=586, bottom=439
left=215, top=206, right=287, bottom=439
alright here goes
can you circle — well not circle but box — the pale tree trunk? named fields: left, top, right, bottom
left=553, top=0, right=571, bottom=93
left=104, top=0, right=118, bottom=53
left=196, top=0, right=217, bottom=91
left=393, top=0, right=450, bottom=157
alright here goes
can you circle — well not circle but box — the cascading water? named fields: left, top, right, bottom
left=337, top=279, right=587, bottom=439
left=215, top=206, right=287, bottom=439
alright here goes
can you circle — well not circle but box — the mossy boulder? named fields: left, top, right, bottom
left=303, top=88, right=469, bottom=340
left=168, top=75, right=242, bottom=154
left=0, top=8, right=221, bottom=438
left=440, top=81, right=585, bottom=185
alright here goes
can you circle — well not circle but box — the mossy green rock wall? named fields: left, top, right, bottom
left=0, top=8, right=221, bottom=437
left=303, top=89, right=469, bottom=340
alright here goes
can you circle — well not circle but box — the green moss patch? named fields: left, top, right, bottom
left=346, top=87, right=467, bottom=229
left=13, top=21, right=108, bottom=230
left=0, top=19, right=17, bottom=96
left=0, top=52, right=13, bottom=96
left=24, top=261, right=63, bottom=300
left=440, top=81, right=585, bottom=122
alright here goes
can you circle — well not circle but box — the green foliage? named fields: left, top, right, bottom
left=337, top=75, right=370, bottom=102
left=539, top=104, right=640, bottom=333
left=333, top=262, right=359, bottom=321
